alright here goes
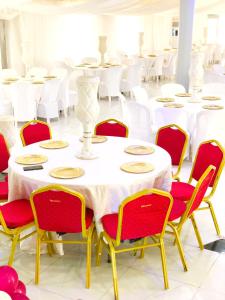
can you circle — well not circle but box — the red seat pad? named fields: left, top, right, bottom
left=0, top=181, right=8, bottom=200
left=170, top=181, right=195, bottom=202
left=169, top=199, right=186, bottom=221
left=0, top=199, right=34, bottom=228
left=85, top=208, right=94, bottom=230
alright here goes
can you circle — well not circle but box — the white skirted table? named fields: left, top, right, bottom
left=8, top=136, right=172, bottom=233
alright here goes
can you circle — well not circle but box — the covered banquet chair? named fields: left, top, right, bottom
left=96, top=189, right=187, bottom=300
left=26, top=67, right=48, bottom=78
left=120, top=63, right=142, bottom=95
left=0, top=133, right=10, bottom=202
left=168, top=165, right=215, bottom=250
left=170, top=140, right=225, bottom=236
left=30, top=185, right=95, bottom=287
left=155, top=124, right=188, bottom=181
left=20, top=120, right=52, bottom=146
left=160, top=83, right=186, bottom=97
left=95, top=118, right=128, bottom=138
left=0, top=198, right=35, bottom=265
left=201, top=82, right=225, bottom=97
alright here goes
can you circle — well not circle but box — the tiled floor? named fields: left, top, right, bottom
left=1, top=82, right=225, bottom=299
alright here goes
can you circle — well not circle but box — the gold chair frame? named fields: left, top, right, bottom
left=30, top=184, right=95, bottom=288
left=96, top=189, right=188, bottom=300
left=0, top=133, right=10, bottom=203
left=94, top=118, right=129, bottom=137
left=20, top=120, right=52, bottom=146
left=155, top=124, right=189, bottom=182
left=168, top=165, right=216, bottom=250
left=189, top=140, right=225, bottom=236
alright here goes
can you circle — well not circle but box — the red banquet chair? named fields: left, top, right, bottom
left=20, top=120, right=52, bottom=146
left=170, top=140, right=225, bottom=235
left=0, top=133, right=10, bottom=202
left=155, top=124, right=188, bottom=181
left=30, top=185, right=95, bottom=287
left=96, top=189, right=187, bottom=300
left=0, top=199, right=35, bottom=265
left=94, top=118, right=129, bottom=138
left=168, top=165, right=215, bottom=250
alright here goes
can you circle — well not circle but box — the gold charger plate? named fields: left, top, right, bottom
left=148, top=54, right=156, bottom=57
left=120, top=162, right=154, bottom=174
left=32, top=81, right=44, bottom=84
left=49, top=167, right=84, bottom=179
left=40, top=140, right=69, bottom=149
left=124, top=145, right=155, bottom=155
left=2, top=81, right=12, bottom=85
left=156, top=97, right=175, bottom=103
left=175, top=93, right=192, bottom=97
left=202, top=96, right=221, bottom=101
left=88, top=66, right=98, bottom=69
left=202, top=105, right=224, bottom=110
left=5, top=78, right=19, bottom=82
left=43, top=75, right=57, bottom=79
left=80, top=135, right=107, bottom=143
left=16, top=154, right=48, bottom=165
left=164, top=103, right=184, bottom=108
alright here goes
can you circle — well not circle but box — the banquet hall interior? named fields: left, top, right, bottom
left=0, top=0, right=225, bottom=299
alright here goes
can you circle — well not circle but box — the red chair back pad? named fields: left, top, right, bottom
left=120, top=194, right=171, bottom=240
left=188, top=167, right=215, bottom=216
left=95, top=122, right=127, bottom=137
left=192, top=143, right=224, bottom=187
left=23, top=123, right=51, bottom=145
left=33, top=190, right=84, bottom=233
left=0, top=134, right=10, bottom=172
left=157, top=127, right=186, bottom=165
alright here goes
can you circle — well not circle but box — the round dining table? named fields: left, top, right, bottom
left=8, top=135, right=172, bottom=233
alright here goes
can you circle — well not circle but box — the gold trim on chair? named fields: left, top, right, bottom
left=94, top=118, right=129, bottom=137
left=20, top=120, right=52, bottom=146
left=155, top=124, right=189, bottom=182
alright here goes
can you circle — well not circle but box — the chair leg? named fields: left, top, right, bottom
left=35, top=234, right=41, bottom=284
left=47, top=232, right=56, bottom=255
left=159, top=238, right=169, bottom=289
left=207, top=201, right=221, bottom=235
left=8, top=234, right=19, bottom=266
left=190, top=215, right=204, bottom=250
left=168, top=223, right=188, bottom=271
left=86, top=229, right=92, bottom=289
left=109, top=243, right=119, bottom=300
left=140, top=237, right=148, bottom=259
left=44, top=232, right=53, bottom=257
left=96, top=233, right=103, bottom=266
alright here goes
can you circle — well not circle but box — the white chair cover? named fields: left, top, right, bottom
left=0, top=115, right=16, bottom=147
left=148, top=55, right=164, bottom=80
left=26, top=67, right=48, bottom=78
left=0, top=69, right=18, bottom=80
left=120, top=64, right=142, bottom=94
left=98, top=66, right=124, bottom=104
left=131, top=86, right=149, bottom=106
left=37, top=79, right=61, bottom=122
left=0, top=84, right=13, bottom=115
left=192, top=109, right=225, bottom=159
left=162, top=53, right=177, bottom=79
left=50, top=67, right=68, bottom=78
left=160, top=83, right=186, bottom=97
left=10, top=82, right=37, bottom=123
left=81, top=57, right=98, bottom=64
left=126, top=101, right=152, bottom=142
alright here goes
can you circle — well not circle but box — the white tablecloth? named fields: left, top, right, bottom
left=8, top=136, right=172, bottom=232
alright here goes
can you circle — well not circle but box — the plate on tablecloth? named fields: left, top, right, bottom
left=16, top=154, right=48, bottom=165
left=120, top=162, right=154, bottom=173
left=202, top=96, right=221, bottom=101
left=164, top=103, right=184, bottom=108
left=175, top=93, right=192, bottom=97
left=202, top=105, right=224, bottom=110
left=40, top=140, right=69, bottom=149
left=79, top=135, right=107, bottom=143
left=43, top=75, right=57, bottom=79
left=156, top=97, right=175, bottom=103
left=124, top=145, right=155, bottom=155
left=49, top=167, right=84, bottom=179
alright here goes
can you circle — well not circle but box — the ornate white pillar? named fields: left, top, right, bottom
left=176, top=0, right=196, bottom=91
left=98, top=36, right=107, bottom=65
left=76, top=76, right=100, bottom=159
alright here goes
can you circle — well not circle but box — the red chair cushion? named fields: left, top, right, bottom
left=169, top=199, right=186, bottom=221
left=0, top=134, right=10, bottom=173
left=85, top=208, right=94, bottom=230
left=4, top=175, right=8, bottom=182
left=170, top=181, right=195, bottom=202
left=95, top=121, right=127, bottom=138
left=22, top=122, right=51, bottom=146
left=0, top=181, right=8, bottom=200
left=0, top=199, right=34, bottom=228
left=102, top=213, right=118, bottom=240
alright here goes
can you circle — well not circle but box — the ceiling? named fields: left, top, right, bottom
left=0, top=0, right=224, bottom=18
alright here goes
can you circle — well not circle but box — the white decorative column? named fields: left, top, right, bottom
left=138, top=32, right=144, bottom=57
left=189, top=50, right=205, bottom=99
left=176, top=0, right=196, bottom=91
left=98, top=36, right=107, bottom=65
left=76, top=76, right=100, bottom=159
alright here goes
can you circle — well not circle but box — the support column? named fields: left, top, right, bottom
left=176, top=0, right=196, bottom=91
